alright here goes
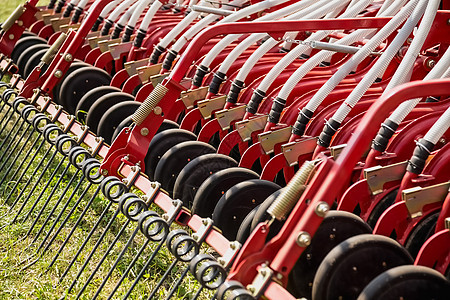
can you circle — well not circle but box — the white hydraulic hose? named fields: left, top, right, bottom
left=423, top=105, right=450, bottom=145
left=216, top=0, right=338, bottom=76
left=383, top=0, right=440, bottom=92
left=106, top=0, right=138, bottom=23
left=198, top=0, right=320, bottom=69
left=275, top=0, right=406, bottom=101
left=117, top=0, right=141, bottom=27
left=387, top=48, right=450, bottom=124
left=233, top=0, right=350, bottom=83
left=331, top=0, right=429, bottom=125
left=256, top=0, right=373, bottom=94
left=137, top=0, right=163, bottom=32
left=296, top=0, right=419, bottom=116
left=76, top=0, right=90, bottom=10
left=128, top=0, right=153, bottom=28
left=99, top=0, right=123, bottom=19
left=170, top=0, right=276, bottom=53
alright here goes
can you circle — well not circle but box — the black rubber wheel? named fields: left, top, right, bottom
left=173, top=154, right=238, bottom=208
left=212, top=179, right=281, bottom=240
left=17, top=44, right=50, bottom=77
left=76, top=86, right=121, bottom=123
left=312, top=234, right=414, bottom=300
left=144, top=129, right=197, bottom=180
left=154, top=141, right=216, bottom=197
left=357, top=265, right=450, bottom=300
left=86, top=92, right=134, bottom=133
left=288, top=211, right=372, bottom=299
left=236, top=205, right=260, bottom=244
left=52, top=61, right=90, bottom=105
left=23, top=48, right=49, bottom=78
left=11, top=36, right=47, bottom=63
left=367, top=188, right=398, bottom=229
left=59, top=66, right=112, bottom=114
left=97, top=101, right=141, bottom=144
left=192, top=167, right=260, bottom=218
left=404, top=211, right=439, bottom=259
left=20, top=31, right=37, bottom=39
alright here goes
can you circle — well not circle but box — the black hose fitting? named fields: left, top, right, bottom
left=71, top=7, right=83, bottom=23
left=372, top=119, right=399, bottom=152
left=226, top=80, right=244, bottom=104
left=247, top=89, right=266, bottom=115
left=193, top=65, right=209, bottom=88
left=134, top=28, right=146, bottom=48
left=162, top=50, right=178, bottom=71
left=407, top=138, right=434, bottom=174
left=55, top=0, right=66, bottom=14
left=317, top=119, right=341, bottom=148
left=268, top=97, right=287, bottom=124
left=63, top=3, right=74, bottom=18
left=209, top=71, right=226, bottom=95
left=101, top=19, right=114, bottom=36
left=292, top=108, right=314, bottom=137
left=122, top=25, right=134, bottom=42
left=111, top=23, right=125, bottom=39
left=92, top=16, right=104, bottom=32
left=150, top=45, right=165, bottom=64
left=48, top=0, right=57, bottom=9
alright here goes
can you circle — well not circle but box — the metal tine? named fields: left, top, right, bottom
left=91, top=195, right=155, bottom=299
left=0, top=106, right=34, bottom=171
left=0, top=98, right=28, bottom=155
left=1, top=120, right=56, bottom=208
left=22, top=157, right=102, bottom=270
left=6, top=126, right=69, bottom=224
left=0, top=89, right=17, bottom=132
left=31, top=147, right=94, bottom=249
left=20, top=136, right=80, bottom=240
left=58, top=177, right=128, bottom=285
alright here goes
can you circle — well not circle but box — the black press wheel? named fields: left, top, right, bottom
left=312, top=234, right=414, bottom=300
left=154, top=141, right=216, bottom=197
left=76, top=85, right=121, bottom=123
left=17, top=44, right=50, bottom=77
left=23, top=48, right=49, bottom=78
left=212, top=179, right=281, bottom=241
left=236, top=205, right=260, bottom=244
left=11, top=36, right=47, bottom=63
left=52, top=61, right=91, bottom=105
left=173, top=153, right=238, bottom=208
left=144, top=129, right=197, bottom=180
left=59, top=66, right=112, bottom=115
left=86, top=92, right=134, bottom=134
left=357, top=265, right=450, bottom=300
left=192, top=167, right=260, bottom=218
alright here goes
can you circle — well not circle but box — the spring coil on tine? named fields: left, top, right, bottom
left=217, top=280, right=255, bottom=300
left=42, top=123, right=64, bottom=145
left=119, top=193, right=148, bottom=222
left=101, top=176, right=128, bottom=203
left=55, top=134, right=78, bottom=157
left=20, top=105, right=38, bottom=124
left=68, top=145, right=91, bottom=170
left=2, top=88, right=17, bottom=103
left=189, top=254, right=227, bottom=290
left=138, top=210, right=169, bottom=241
left=12, top=96, right=30, bottom=113
left=32, top=113, right=51, bottom=133
left=82, top=158, right=103, bottom=184
left=166, top=229, right=200, bottom=262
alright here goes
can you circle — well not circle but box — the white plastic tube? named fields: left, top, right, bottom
left=106, top=0, right=137, bottom=23
left=198, top=0, right=320, bottom=68
left=128, top=0, right=153, bottom=28
left=137, top=0, right=163, bottom=32
left=423, top=105, right=450, bottom=145
left=300, top=0, right=419, bottom=114
left=233, top=0, right=350, bottom=83
left=157, top=9, right=201, bottom=49
left=99, top=0, right=123, bottom=19
left=256, top=0, right=373, bottom=93
left=387, top=47, right=450, bottom=124
left=76, top=0, right=90, bottom=10
left=332, top=0, right=429, bottom=124
left=117, top=0, right=141, bottom=27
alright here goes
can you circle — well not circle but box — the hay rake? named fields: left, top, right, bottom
left=0, top=0, right=449, bottom=299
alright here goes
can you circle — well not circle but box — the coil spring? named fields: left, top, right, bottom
left=189, top=253, right=227, bottom=289
left=101, top=176, right=128, bottom=203
left=138, top=210, right=169, bottom=241
left=131, top=83, right=169, bottom=125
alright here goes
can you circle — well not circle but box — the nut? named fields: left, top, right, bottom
left=296, top=231, right=311, bottom=247
left=140, top=127, right=149, bottom=136
left=315, top=201, right=330, bottom=217
left=64, top=53, right=73, bottom=62
left=54, top=70, right=63, bottom=78
left=153, top=106, right=162, bottom=115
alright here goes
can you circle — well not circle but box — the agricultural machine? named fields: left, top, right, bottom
left=0, top=0, right=449, bottom=298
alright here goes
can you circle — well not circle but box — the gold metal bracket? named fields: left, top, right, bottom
left=215, top=105, right=246, bottom=130
left=180, top=86, right=208, bottom=109
left=402, top=181, right=450, bottom=218
left=259, top=126, right=292, bottom=154
left=364, top=161, right=408, bottom=195
left=198, top=95, right=226, bottom=119
left=236, top=115, right=268, bottom=142
left=124, top=58, right=149, bottom=76
left=282, top=137, right=317, bottom=166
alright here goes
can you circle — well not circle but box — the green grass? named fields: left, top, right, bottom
left=0, top=3, right=216, bottom=299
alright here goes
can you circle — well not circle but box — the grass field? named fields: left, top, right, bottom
left=0, top=2, right=212, bottom=299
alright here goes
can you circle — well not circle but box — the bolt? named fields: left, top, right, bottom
left=140, top=127, right=149, bottom=136
left=260, top=269, right=267, bottom=276
left=218, top=258, right=226, bottom=266
left=153, top=106, right=162, bottom=115
left=447, top=19, right=450, bottom=26
left=276, top=273, right=283, bottom=280
left=439, top=138, right=446, bottom=144
left=230, top=242, right=236, bottom=250
left=151, top=182, right=156, bottom=188
left=247, top=285, right=256, bottom=293
left=426, top=59, right=436, bottom=69
left=17, top=20, right=23, bottom=26
left=162, top=214, right=169, bottom=221
left=122, top=179, right=128, bottom=185
left=296, top=231, right=311, bottom=247
left=202, top=219, right=209, bottom=226
left=315, top=201, right=330, bottom=217
left=131, top=166, right=136, bottom=172
left=8, top=34, right=14, bottom=40
left=192, top=233, right=199, bottom=241
left=101, top=169, right=108, bottom=176
left=54, top=70, right=63, bottom=78
left=64, top=53, right=73, bottom=62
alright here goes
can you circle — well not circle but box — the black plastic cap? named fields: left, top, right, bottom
left=55, top=0, right=65, bottom=13
left=268, top=97, right=287, bottom=124
left=150, top=45, right=165, bottom=64
left=122, top=26, right=134, bottom=42
left=317, top=119, right=341, bottom=148
left=162, top=50, right=178, bottom=71
left=407, top=139, right=434, bottom=174
left=101, top=19, right=114, bottom=36
left=111, top=23, right=125, bottom=39
left=134, top=29, right=146, bottom=48
left=48, top=0, right=57, bottom=9
left=71, top=7, right=83, bottom=23
left=209, top=71, right=226, bottom=94
left=193, top=64, right=209, bottom=87
left=372, top=119, right=399, bottom=152
left=226, top=80, right=244, bottom=104
left=92, top=16, right=104, bottom=32
left=63, top=3, right=74, bottom=17
left=247, top=89, right=266, bottom=115
left=292, top=108, right=314, bottom=136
